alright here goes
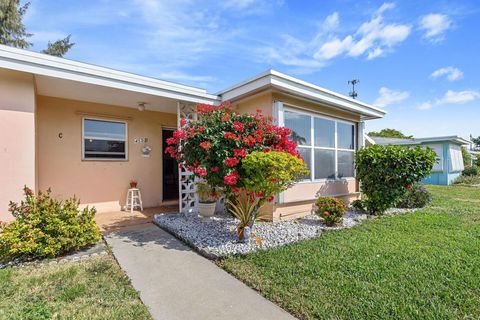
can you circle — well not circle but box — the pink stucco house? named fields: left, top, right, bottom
left=0, top=45, right=385, bottom=222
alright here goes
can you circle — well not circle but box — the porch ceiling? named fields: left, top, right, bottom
left=35, top=75, right=179, bottom=114
left=0, top=44, right=219, bottom=113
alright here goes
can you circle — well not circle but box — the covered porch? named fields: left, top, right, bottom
left=95, top=206, right=178, bottom=234
left=0, top=45, right=218, bottom=221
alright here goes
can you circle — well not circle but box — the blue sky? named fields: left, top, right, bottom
left=23, top=0, right=479, bottom=139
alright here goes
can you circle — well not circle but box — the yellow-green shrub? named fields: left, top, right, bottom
left=0, top=187, right=101, bottom=263
left=242, top=151, right=309, bottom=206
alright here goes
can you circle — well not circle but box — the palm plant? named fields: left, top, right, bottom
left=226, top=193, right=268, bottom=241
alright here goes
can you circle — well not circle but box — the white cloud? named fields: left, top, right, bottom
left=374, top=87, right=410, bottom=107
left=221, top=0, right=284, bottom=14
left=430, top=66, right=463, bottom=81
left=418, top=102, right=433, bottom=110
left=314, top=36, right=353, bottom=60
left=263, top=2, right=411, bottom=70
left=419, top=13, right=452, bottom=43
left=438, top=90, right=479, bottom=104
left=347, top=14, right=411, bottom=59
left=322, top=12, right=340, bottom=31
left=377, top=2, right=396, bottom=14
left=419, top=90, right=480, bottom=110
left=222, top=0, right=257, bottom=9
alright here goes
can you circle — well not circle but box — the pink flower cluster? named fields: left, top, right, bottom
left=165, top=102, right=301, bottom=190
left=223, top=171, right=239, bottom=185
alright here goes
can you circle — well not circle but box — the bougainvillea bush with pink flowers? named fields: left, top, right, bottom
left=165, top=103, right=308, bottom=215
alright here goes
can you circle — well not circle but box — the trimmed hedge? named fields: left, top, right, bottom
left=355, top=145, right=436, bottom=214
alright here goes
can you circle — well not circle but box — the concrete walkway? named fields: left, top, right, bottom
left=105, top=224, right=296, bottom=320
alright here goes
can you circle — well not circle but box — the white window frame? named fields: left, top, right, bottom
left=449, top=144, right=464, bottom=173
left=423, top=144, right=443, bottom=172
left=82, top=117, right=128, bottom=161
left=283, top=107, right=356, bottom=182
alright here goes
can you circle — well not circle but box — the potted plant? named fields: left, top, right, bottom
left=196, top=182, right=218, bottom=217
left=129, top=180, right=138, bottom=188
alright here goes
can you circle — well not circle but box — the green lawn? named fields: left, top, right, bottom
left=219, top=185, right=480, bottom=319
left=0, top=255, right=151, bottom=320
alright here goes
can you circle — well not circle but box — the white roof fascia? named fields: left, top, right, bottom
left=218, top=70, right=386, bottom=119
left=389, top=136, right=471, bottom=146
left=364, top=135, right=376, bottom=145
left=0, top=45, right=219, bottom=104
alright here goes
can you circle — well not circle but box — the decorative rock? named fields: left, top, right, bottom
left=154, top=210, right=369, bottom=259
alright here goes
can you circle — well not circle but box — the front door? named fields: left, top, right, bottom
left=162, top=129, right=179, bottom=201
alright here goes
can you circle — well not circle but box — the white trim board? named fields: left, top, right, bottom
left=0, top=45, right=219, bottom=105
left=0, top=45, right=387, bottom=121
left=218, top=70, right=386, bottom=120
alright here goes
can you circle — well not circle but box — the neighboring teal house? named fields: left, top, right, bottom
left=367, top=136, right=470, bottom=185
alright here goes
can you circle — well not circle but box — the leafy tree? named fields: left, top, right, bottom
left=41, top=34, right=74, bottom=57
left=0, top=0, right=74, bottom=57
left=368, top=128, right=413, bottom=139
left=472, top=136, right=480, bottom=150
left=462, top=147, right=472, bottom=166
left=0, top=0, right=32, bottom=48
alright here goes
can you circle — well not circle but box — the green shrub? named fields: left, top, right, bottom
left=350, top=199, right=366, bottom=212
left=355, top=145, right=436, bottom=214
left=454, top=175, right=480, bottom=186
left=0, top=187, right=101, bottom=263
left=315, top=197, right=347, bottom=226
left=462, top=147, right=472, bottom=167
left=463, top=166, right=479, bottom=177
left=396, top=184, right=432, bottom=209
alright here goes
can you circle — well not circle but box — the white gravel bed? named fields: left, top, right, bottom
left=153, top=211, right=370, bottom=259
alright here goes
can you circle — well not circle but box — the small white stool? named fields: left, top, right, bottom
left=125, top=188, right=143, bottom=213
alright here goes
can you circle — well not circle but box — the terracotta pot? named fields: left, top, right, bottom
left=198, top=202, right=216, bottom=217
left=130, top=182, right=138, bottom=188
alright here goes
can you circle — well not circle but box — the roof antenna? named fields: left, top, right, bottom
left=348, top=79, right=360, bottom=99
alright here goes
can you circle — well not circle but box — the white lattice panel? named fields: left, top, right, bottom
left=178, top=102, right=198, bottom=215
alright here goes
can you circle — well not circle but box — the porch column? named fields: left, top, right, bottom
left=273, top=100, right=285, bottom=204
left=0, top=70, right=36, bottom=221
left=358, top=121, right=366, bottom=148
left=177, top=102, right=198, bottom=215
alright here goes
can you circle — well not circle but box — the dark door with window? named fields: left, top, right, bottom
left=162, top=129, right=179, bottom=201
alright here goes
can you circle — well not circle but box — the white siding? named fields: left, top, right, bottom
left=425, top=144, right=444, bottom=172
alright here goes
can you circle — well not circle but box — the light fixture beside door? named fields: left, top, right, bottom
left=137, top=102, right=147, bottom=111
